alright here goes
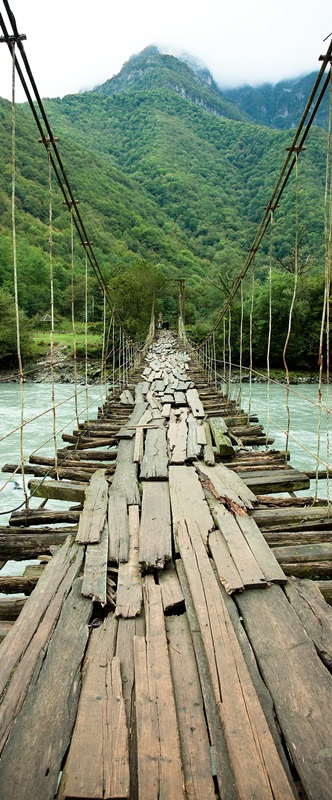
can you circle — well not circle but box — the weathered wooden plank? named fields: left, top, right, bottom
left=252, top=505, right=332, bottom=531
left=169, top=465, right=213, bottom=546
left=196, top=461, right=256, bottom=510
left=210, top=501, right=267, bottom=588
left=174, top=390, right=187, bottom=405
left=133, top=426, right=144, bottom=463
left=244, top=470, right=310, bottom=495
left=158, top=558, right=185, bottom=612
left=139, top=482, right=172, bottom=570
left=117, top=401, right=148, bottom=438
left=238, top=514, right=287, bottom=584
left=186, top=414, right=202, bottom=460
left=166, top=614, right=216, bottom=800
left=178, top=519, right=295, bottom=800
left=0, top=578, right=92, bottom=800
left=273, top=542, right=332, bottom=563
left=144, top=577, right=185, bottom=799
left=203, top=420, right=215, bottom=466
left=209, top=528, right=244, bottom=594
left=208, top=417, right=234, bottom=457
left=82, top=521, right=108, bottom=605
left=115, top=506, right=142, bottom=618
left=161, top=402, right=171, bottom=418
left=237, top=585, right=332, bottom=800
left=168, top=408, right=188, bottom=464
left=10, top=508, right=80, bottom=527
left=108, top=490, right=129, bottom=563
left=186, top=388, right=205, bottom=418
left=0, top=621, right=14, bottom=643
left=0, top=536, right=84, bottom=708
left=104, top=657, right=130, bottom=799
left=75, top=469, right=108, bottom=544
left=110, top=439, right=140, bottom=505
left=134, top=635, right=160, bottom=800
left=284, top=577, right=332, bottom=669
left=0, top=597, right=26, bottom=620
left=0, top=574, right=38, bottom=594
left=140, top=420, right=168, bottom=480
left=58, top=615, right=118, bottom=800
left=196, top=423, right=207, bottom=446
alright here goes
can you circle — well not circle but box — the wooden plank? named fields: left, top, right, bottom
left=134, top=635, right=160, bottom=800
left=0, top=578, right=92, bottom=800
left=237, top=514, right=287, bottom=585
left=58, top=615, right=118, bottom=800
left=208, top=419, right=234, bottom=457
left=133, top=426, right=144, bottom=463
left=161, top=402, right=171, bottom=418
left=115, top=505, right=142, bottom=618
left=158, top=559, right=184, bottom=612
left=237, top=585, right=332, bottom=800
left=104, top=657, right=130, bottom=799
left=144, top=577, right=185, bottom=799
left=203, top=420, right=215, bottom=466
left=178, top=519, right=295, bottom=800
left=139, top=482, right=172, bottom=570
left=10, top=508, right=81, bottom=527
left=117, top=401, right=148, bottom=438
left=0, top=530, right=71, bottom=560
left=209, top=528, right=244, bottom=594
left=168, top=408, right=188, bottom=464
left=110, top=439, right=140, bottom=505
left=75, top=469, right=108, bottom=544
left=244, top=470, right=310, bottom=495
left=252, top=505, right=332, bottom=531
left=82, top=521, right=109, bottom=605
left=140, top=420, right=168, bottom=480
left=209, top=502, right=267, bottom=589
left=284, top=577, right=332, bottom=669
left=186, top=387, right=205, bottom=418
left=0, top=597, right=26, bottom=620
left=166, top=614, right=216, bottom=800
left=0, top=621, right=14, bottom=643
left=196, top=461, right=256, bottom=510
left=108, top=490, right=129, bottom=563
left=196, top=423, right=207, bottom=446
left=273, top=542, right=332, bottom=563
left=186, top=414, right=202, bottom=460
left=169, top=465, right=213, bottom=546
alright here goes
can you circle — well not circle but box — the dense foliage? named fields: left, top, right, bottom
left=0, top=48, right=329, bottom=368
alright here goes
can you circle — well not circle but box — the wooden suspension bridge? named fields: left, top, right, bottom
left=0, top=327, right=332, bottom=800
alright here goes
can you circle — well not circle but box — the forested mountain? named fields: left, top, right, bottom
left=0, top=47, right=329, bottom=367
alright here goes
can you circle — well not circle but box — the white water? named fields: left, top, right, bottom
left=0, top=380, right=331, bottom=579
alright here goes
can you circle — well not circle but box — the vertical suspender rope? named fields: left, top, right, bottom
left=266, top=211, right=274, bottom=448
left=112, top=311, right=116, bottom=397
left=228, top=308, right=232, bottom=402
left=324, top=70, right=332, bottom=506
left=100, top=288, right=107, bottom=414
left=11, top=43, right=28, bottom=507
left=70, top=205, right=79, bottom=429
left=84, top=249, right=89, bottom=423
left=47, top=140, right=58, bottom=476
left=248, top=266, right=255, bottom=424
left=222, top=317, right=226, bottom=391
left=212, top=330, right=217, bottom=388
left=239, top=282, right=244, bottom=410
left=283, top=152, right=299, bottom=465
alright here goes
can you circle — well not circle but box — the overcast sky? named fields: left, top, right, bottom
left=0, top=0, right=331, bottom=101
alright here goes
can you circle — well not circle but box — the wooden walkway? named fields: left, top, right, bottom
left=0, top=330, right=332, bottom=799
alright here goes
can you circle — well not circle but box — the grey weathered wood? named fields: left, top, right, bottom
left=115, top=506, right=142, bottom=618
left=28, top=478, right=86, bottom=503
left=110, top=439, right=140, bottom=505
left=143, top=577, right=185, bottom=799
left=158, top=559, right=184, bottom=612
left=75, top=469, right=108, bottom=544
left=174, top=390, right=186, bottom=406
left=237, top=585, right=332, bottom=800
left=252, top=505, right=332, bottom=531
left=58, top=616, right=119, bottom=800
left=196, top=423, right=207, bottom=446
left=244, top=469, right=310, bottom=495
left=140, top=420, right=168, bottom=480
left=178, top=519, right=295, bottom=800
left=197, top=461, right=256, bottom=510
left=186, top=388, right=205, bottom=418
left=134, top=635, right=159, bottom=799
left=284, top=577, right=332, bottom=668
left=169, top=465, right=213, bottom=546
left=238, top=514, right=287, bottom=585
left=209, top=528, right=244, bottom=594
left=203, top=420, right=215, bottom=465
left=161, top=402, right=171, bottom=418
left=166, top=614, right=216, bottom=800
left=0, top=530, right=71, bottom=560
left=210, top=501, right=267, bottom=589
left=133, top=426, right=144, bottom=463
left=139, top=482, right=172, bottom=570
left=168, top=408, right=188, bottom=464
left=108, top=490, right=129, bottom=563
left=0, top=578, right=92, bottom=800
left=82, top=521, right=109, bottom=605
left=186, top=414, right=202, bottom=460
left=117, top=401, right=148, bottom=438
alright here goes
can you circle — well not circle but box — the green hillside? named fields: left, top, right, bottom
left=0, top=48, right=329, bottom=368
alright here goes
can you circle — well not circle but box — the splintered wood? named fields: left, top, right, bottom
left=2, top=328, right=332, bottom=800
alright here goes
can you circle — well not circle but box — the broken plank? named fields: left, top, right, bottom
left=209, top=501, right=267, bottom=588
left=208, top=417, right=234, bottom=457
left=209, top=528, right=244, bottom=594
left=238, top=514, right=287, bottom=585
left=28, top=478, right=86, bottom=504
left=108, top=490, right=129, bottom=563
left=140, top=420, right=168, bottom=480
left=104, top=657, right=130, bottom=799
left=196, top=461, right=256, bottom=510
left=284, top=577, right=332, bottom=669
left=139, top=482, right=172, bottom=570
left=196, top=423, right=207, bottom=446
left=110, top=439, right=140, bottom=505
left=115, top=506, right=142, bottom=618
left=186, top=388, right=205, bottom=418
left=203, top=420, right=215, bottom=466
left=186, top=414, right=201, bottom=461
left=168, top=408, right=188, bottom=464
left=82, top=521, right=109, bottom=605
left=134, top=635, right=159, bottom=800
left=117, top=401, right=148, bottom=439
left=169, top=465, right=213, bottom=546
left=76, top=469, right=108, bottom=544
left=158, top=559, right=185, bottom=612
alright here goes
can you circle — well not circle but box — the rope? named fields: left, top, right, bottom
left=238, top=282, right=244, bottom=410
left=283, top=153, right=299, bottom=464
left=247, top=266, right=255, bottom=423
left=266, top=211, right=274, bottom=447
left=46, top=141, right=58, bottom=477
left=84, top=250, right=89, bottom=421
left=70, top=205, right=79, bottom=429
left=227, top=309, right=232, bottom=401
left=100, top=288, right=107, bottom=413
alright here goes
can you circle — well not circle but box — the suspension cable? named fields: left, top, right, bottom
left=283, top=153, right=299, bottom=464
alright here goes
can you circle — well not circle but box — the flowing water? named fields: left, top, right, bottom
left=0, top=380, right=331, bottom=579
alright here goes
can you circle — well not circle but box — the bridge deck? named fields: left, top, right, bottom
left=0, top=331, right=332, bottom=799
